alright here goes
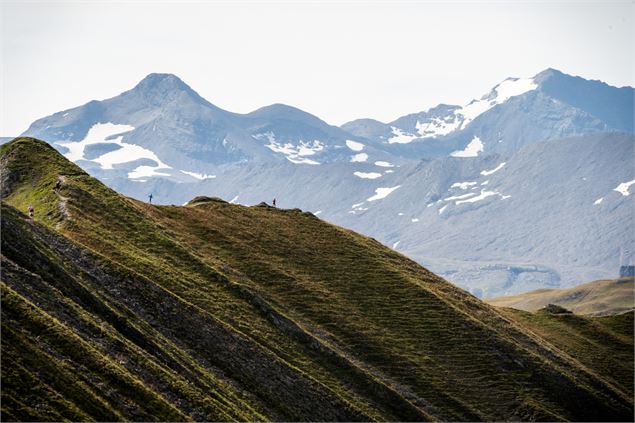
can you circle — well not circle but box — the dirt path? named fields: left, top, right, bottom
left=55, top=175, right=71, bottom=226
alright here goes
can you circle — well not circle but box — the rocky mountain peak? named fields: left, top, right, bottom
left=133, top=73, right=191, bottom=93
left=128, top=73, right=210, bottom=107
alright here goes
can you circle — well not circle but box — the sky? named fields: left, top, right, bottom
left=1, top=0, right=633, bottom=136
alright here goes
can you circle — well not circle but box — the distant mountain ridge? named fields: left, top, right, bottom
left=18, top=68, right=635, bottom=298
left=343, top=68, right=632, bottom=159
left=23, top=68, right=634, bottom=178
left=23, top=73, right=395, bottom=174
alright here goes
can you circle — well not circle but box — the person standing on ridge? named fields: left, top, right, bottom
left=272, top=198, right=276, bottom=207
left=148, top=193, right=153, bottom=204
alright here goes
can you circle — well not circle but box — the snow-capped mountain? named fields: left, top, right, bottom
left=23, top=73, right=397, bottom=183
left=343, top=68, right=633, bottom=158
left=19, top=69, right=634, bottom=297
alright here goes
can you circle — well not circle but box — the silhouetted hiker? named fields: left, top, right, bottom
left=28, top=205, right=34, bottom=219
left=272, top=198, right=276, bottom=207
left=54, top=179, right=62, bottom=191
left=148, top=193, right=153, bottom=204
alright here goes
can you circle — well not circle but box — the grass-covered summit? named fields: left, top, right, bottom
left=1, top=137, right=633, bottom=421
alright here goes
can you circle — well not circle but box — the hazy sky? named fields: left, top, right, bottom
left=1, top=0, right=633, bottom=135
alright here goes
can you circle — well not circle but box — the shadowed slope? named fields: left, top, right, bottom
left=498, top=308, right=633, bottom=400
left=1, top=138, right=633, bottom=421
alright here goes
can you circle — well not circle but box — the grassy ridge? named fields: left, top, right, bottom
left=487, top=277, right=635, bottom=316
left=1, top=138, right=633, bottom=421
left=499, top=307, right=633, bottom=399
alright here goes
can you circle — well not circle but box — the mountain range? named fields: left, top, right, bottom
left=18, top=68, right=635, bottom=297
left=1, top=137, right=633, bottom=421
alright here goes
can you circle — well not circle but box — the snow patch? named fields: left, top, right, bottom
left=415, top=76, right=538, bottom=139
left=444, top=193, right=477, bottom=201
left=374, top=161, right=394, bottom=168
left=450, top=181, right=477, bottom=190
left=495, top=77, right=538, bottom=103
left=481, top=162, right=506, bottom=176
left=455, top=190, right=498, bottom=204
left=450, top=136, right=484, bottom=158
left=614, top=180, right=635, bottom=196
left=438, top=205, right=448, bottom=215
left=57, top=122, right=173, bottom=179
left=350, top=202, right=369, bottom=212
left=180, top=170, right=216, bottom=180
left=457, top=77, right=537, bottom=130
left=416, top=117, right=461, bottom=138
left=345, top=140, right=365, bottom=152
left=58, top=122, right=135, bottom=162
left=411, top=218, right=419, bottom=223
left=455, top=189, right=509, bottom=204
left=128, top=166, right=171, bottom=179
left=254, top=132, right=322, bottom=165
left=388, top=127, right=418, bottom=144
left=594, top=198, right=603, bottom=205
left=350, top=153, right=368, bottom=162
left=367, top=186, right=401, bottom=201
left=354, top=171, right=382, bottom=179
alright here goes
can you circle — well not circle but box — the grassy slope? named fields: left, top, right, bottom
left=499, top=308, right=634, bottom=400
left=487, top=278, right=635, bottom=316
left=1, top=138, right=633, bottom=421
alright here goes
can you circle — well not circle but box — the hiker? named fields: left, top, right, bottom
left=28, top=205, right=34, bottom=219
left=272, top=198, right=276, bottom=207
left=148, top=193, right=153, bottom=204
left=54, top=179, right=62, bottom=191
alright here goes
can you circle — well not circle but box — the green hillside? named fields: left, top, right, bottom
left=488, top=277, right=635, bottom=316
left=1, top=137, right=633, bottom=421
left=499, top=307, right=634, bottom=400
